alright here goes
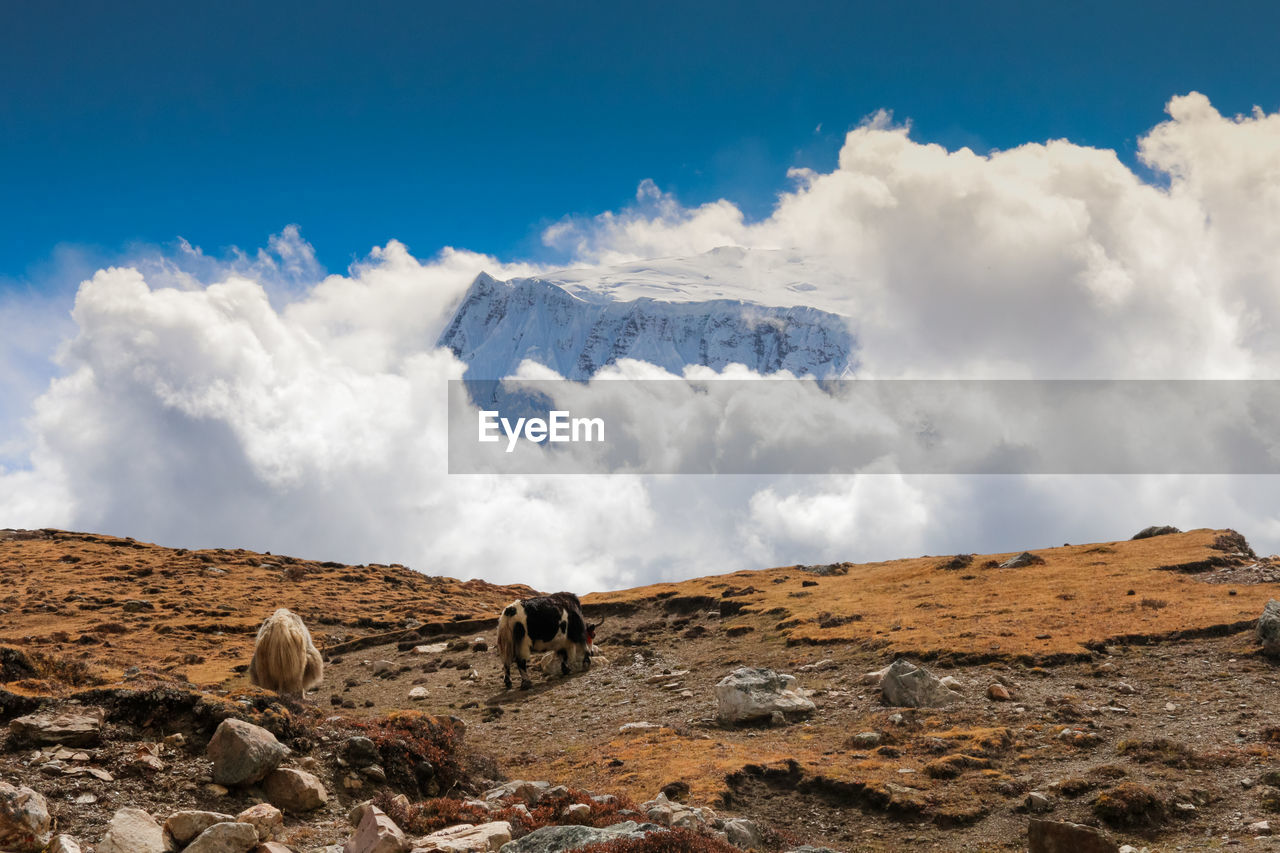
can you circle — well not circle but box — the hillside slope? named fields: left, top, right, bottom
left=0, top=528, right=533, bottom=685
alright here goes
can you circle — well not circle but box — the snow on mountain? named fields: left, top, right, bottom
left=437, top=248, right=856, bottom=379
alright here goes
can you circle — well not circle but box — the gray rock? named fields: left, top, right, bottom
left=97, top=807, right=168, bottom=853
left=343, top=736, right=380, bottom=768
left=1027, top=818, right=1118, bottom=853
left=0, top=781, right=52, bottom=852
left=1132, top=525, right=1180, bottom=539
left=414, top=820, right=512, bottom=850
left=483, top=780, right=551, bottom=804
left=206, top=719, right=290, bottom=786
left=851, top=731, right=881, bottom=747
left=264, top=767, right=328, bottom=813
left=8, top=709, right=104, bottom=747
left=715, top=667, right=815, bottom=725
left=723, top=817, right=765, bottom=848
left=164, top=811, right=236, bottom=845
left=999, top=551, right=1044, bottom=568
left=1258, top=599, right=1280, bottom=658
left=1025, top=792, right=1053, bottom=813
left=184, top=821, right=260, bottom=853
left=880, top=659, right=959, bottom=708
left=497, top=821, right=662, bottom=852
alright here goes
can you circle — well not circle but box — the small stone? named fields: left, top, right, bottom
left=1174, top=802, right=1196, bottom=813
left=0, top=782, right=51, bottom=852
left=563, top=803, right=591, bottom=819
left=1251, top=819, right=1272, bottom=835
left=48, top=836, right=82, bottom=853
left=184, top=821, right=260, bottom=853
left=342, top=737, right=379, bottom=769
left=618, top=722, right=662, bottom=733
left=164, top=811, right=236, bottom=845
left=412, top=820, right=513, bottom=851
left=852, top=731, right=881, bottom=747
left=97, top=808, right=168, bottom=853
left=408, top=687, right=428, bottom=701
left=1027, top=817, right=1118, bottom=853
left=372, top=660, right=396, bottom=675
left=235, top=803, right=283, bottom=842
left=881, top=659, right=959, bottom=708
left=724, top=817, right=765, bottom=848
left=341, top=805, right=408, bottom=853
left=264, top=767, right=328, bottom=813
left=8, top=709, right=104, bottom=747
left=1025, top=791, right=1053, bottom=813
left=988, top=683, right=1012, bottom=701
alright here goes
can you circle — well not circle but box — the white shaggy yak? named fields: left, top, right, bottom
left=248, top=608, right=323, bottom=698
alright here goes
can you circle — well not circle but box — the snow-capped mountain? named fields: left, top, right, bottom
left=438, top=248, right=855, bottom=379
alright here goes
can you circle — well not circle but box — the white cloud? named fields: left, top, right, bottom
left=3, top=92, right=1280, bottom=589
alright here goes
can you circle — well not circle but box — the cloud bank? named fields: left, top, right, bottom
left=3, top=93, right=1280, bottom=589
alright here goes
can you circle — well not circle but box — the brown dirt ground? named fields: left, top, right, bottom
left=5, top=527, right=1280, bottom=851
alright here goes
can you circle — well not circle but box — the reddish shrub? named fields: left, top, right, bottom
left=355, top=711, right=466, bottom=797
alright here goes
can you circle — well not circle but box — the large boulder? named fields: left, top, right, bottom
left=8, top=708, right=104, bottom=747
left=207, top=719, right=290, bottom=786
left=264, top=767, right=329, bottom=813
left=715, top=667, right=815, bottom=725
left=1258, top=599, right=1280, bottom=658
left=1027, top=818, right=1118, bottom=853
left=880, top=659, right=960, bottom=708
left=97, top=807, right=168, bottom=853
left=343, top=805, right=408, bottom=853
left=0, top=782, right=51, bottom=852
left=496, top=821, right=659, bottom=852
left=184, top=821, right=260, bottom=853
left=413, top=820, right=512, bottom=851
left=164, top=811, right=236, bottom=846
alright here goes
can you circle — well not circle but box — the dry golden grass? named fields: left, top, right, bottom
left=586, top=528, right=1269, bottom=662
left=0, top=529, right=533, bottom=685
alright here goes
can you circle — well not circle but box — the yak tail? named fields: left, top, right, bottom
left=249, top=608, right=323, bottom=696
left=496, top=603, right=518, bottom=664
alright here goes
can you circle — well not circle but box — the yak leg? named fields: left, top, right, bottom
left=516, top=656, right=532, bottom=689
left=503, top=662, right=513, bottom=690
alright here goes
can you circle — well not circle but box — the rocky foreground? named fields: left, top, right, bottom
left=5, top=526, right=1280, bottom=851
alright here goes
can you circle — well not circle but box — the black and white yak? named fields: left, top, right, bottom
left=496, top=592, right=599, bottom=689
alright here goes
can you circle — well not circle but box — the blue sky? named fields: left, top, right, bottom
left=4, top=0, right=1278, bottom=288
